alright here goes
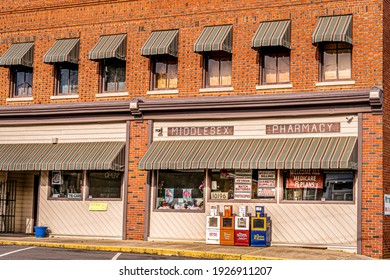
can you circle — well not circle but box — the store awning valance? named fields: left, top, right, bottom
left=141, top=30, right=179, bottom=57
left=252, top=20, right=291, bottom=49
left=44, top=38, right=80, bottom=64
left=194, top=25, right=233, bottom=53
left=0, top=142, right=125, bottom=171
left=312, top=15, right=352, bottom=44
left=0, top=42, right=35, bottom=67
left=139, top=137, right=357, bottom=170
left=88, top=34, right=127, bottom=60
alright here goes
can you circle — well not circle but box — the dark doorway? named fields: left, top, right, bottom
left=0, top=180, right=17, bottom=233
left=33, top=175, right=40, bottom=227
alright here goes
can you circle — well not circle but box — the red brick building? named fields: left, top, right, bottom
left=0, top=0, right=388, bottom=258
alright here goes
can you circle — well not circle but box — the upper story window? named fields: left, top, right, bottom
left=252, top=20, right=291, bottom=86
left=204, top=51, right=232, bottom=87
left=194, top=25, right=233, bottom=89
left=0, top=42, right=35, bottom=98
left=56, top=63, right=79, bottom=94
left=320, top=43, right=352, bottom=81
left=101, top=58, right=126, bottom=92
left=141, top=30, right=179, bottom=91
left=312, top=15, right=353, bottom=82
left=151, top=55, right=178, bottom=90
left=88, top=34, right=127, bottom=93
left=44, top=38, right=80, bottom=95
left=261, top=48, right=290, bottom=84
left=11, top=66, right=33, bottom=97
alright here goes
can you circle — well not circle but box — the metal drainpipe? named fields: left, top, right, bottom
left=143, top=120, right=153, bottom=241
left=122, top=120, right=130, bottom=240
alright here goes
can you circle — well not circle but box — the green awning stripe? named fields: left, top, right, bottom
left=88, top=34, right=127, bottom=60
left=194, top=25, right=233, bottom=53
left=0, top=42, right=35, bottom=67
left=141, top=30, right=179, bottom=57
left=0, top=142, right=125, bottom=171
left=44, top=38, right=80, bottom=64
left=139, top=137, right=357, bottom=170
left=252, top=20, right=291, bottom=49
left=312, top=15, right=352, bottom=44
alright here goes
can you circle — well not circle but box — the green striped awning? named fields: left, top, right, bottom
left=139, top=137, right=357, bottom=170
left=141, top=30, right=179, bottom=57
left=252, top=20, right=291, bottom=49
left=194, top=25, right=233, bottom=53
left=312, top=15, right=352, bottom=44
left=88, top=34, right=127, bottom=60
left=0, top=142, right=125, bottom=171
left=0, top=42, right=35, bottom=67
left=44, top=38, right=80, bottom=64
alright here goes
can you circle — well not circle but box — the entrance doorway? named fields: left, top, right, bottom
left=0, top=180, right=17, bottom=233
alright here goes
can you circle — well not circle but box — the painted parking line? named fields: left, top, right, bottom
left=0, top=246, right=36, bottom=258
left=112, top=252, right=121, bottom=260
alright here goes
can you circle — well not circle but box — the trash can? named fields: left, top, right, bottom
left=34, top=226, right=48, bottom=238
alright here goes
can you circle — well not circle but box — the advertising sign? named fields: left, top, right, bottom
left=257, top=170, right=276, bottom=198
left=286, top=169, right=324, bottom=189
left=234, top=174, right=252, bottom=200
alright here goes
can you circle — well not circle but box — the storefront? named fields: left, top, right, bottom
left=139, top=115, right=359, bottom=250
left=0, top=122, right=128, bottom=238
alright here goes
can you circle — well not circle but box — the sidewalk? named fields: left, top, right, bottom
left=0, top=235, right=373, bottom=260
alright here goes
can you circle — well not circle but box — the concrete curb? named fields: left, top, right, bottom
left=0, top=239, right=284, bottom=260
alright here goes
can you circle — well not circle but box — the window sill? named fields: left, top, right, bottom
left=153, top=208, right=205, bottom=213
left=199, top=87, right=234, bottom=93
left=316, top=80, right=355, bottom=87
left=147, top=89, right=179, bottom=95
left=96, top=92, right=129, bottom=98
left=50, top=94, right=79, bottom=100
left=256, top=84, right=293, bottom=90
left=6, top=97, right=34, bottom=102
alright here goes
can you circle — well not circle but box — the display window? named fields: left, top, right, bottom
left=283, top=170, right=354, bottom=201
left=87, top=171, right=122, bottom=199
left=156, top=170, right=204, bottom=210
left=50, top=171, right=83, bottom=199
left=49, top=170, right=123, bottom=200
left=210, top=169, right=277, bottom=201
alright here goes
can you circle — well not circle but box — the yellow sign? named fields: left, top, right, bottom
left=89, top=202, right=108, bottom=211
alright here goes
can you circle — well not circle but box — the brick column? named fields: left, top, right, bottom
left=361, top=113, right=384, bottom=258
left=126, top=120, right=148, bottom=240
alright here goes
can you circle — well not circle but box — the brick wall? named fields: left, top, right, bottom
left=382, top=0, right=390, bottom=259
left=126, top=120, right=148, bottom=240
left=0, top=0, right=384, bottom=106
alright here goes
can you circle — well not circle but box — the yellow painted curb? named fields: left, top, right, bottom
left=0, top=239, right=283, bottom=260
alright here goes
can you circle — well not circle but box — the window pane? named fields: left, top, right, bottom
left=116, top=65, right=126, bottom=91
left=207, top=57, right=220, bottom=87
left=264, top=55, right=277, bottom=83
left=157, top=170, right=204, bottom=210
left=69, top=68, right=79, bottom=93
left=88, top=171, right=122, bottom=199
left=155, top=61, right=167, bottom=89
left=220, top=56, right=232, bottom=86
left=15, top=69, right=33, bottom=97
left=338, top=49, right=351, bottom=79
left=59, top=68, right=70, bottom=94
left=104, top=65, right=116, bottom=92
left=278, top=55, right=290, bottom=83
left=167, top=60, right=178, bottom=89
left=323, top=49, right=337, bottom=80
left=50, top=171, right=83, bottom=199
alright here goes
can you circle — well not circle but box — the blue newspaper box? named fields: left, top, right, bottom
left=250, top=206, right=271, bottom=247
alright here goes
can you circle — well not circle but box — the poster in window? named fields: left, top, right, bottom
left=286, top=170, right=324, bottom=189
left=182, top=189, right=193, bottom=202
left=164, top=188, right=174, bottom=204
left=52, top=171, right=63, bottom=185
left=257, top=170, right=276, bottom=198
